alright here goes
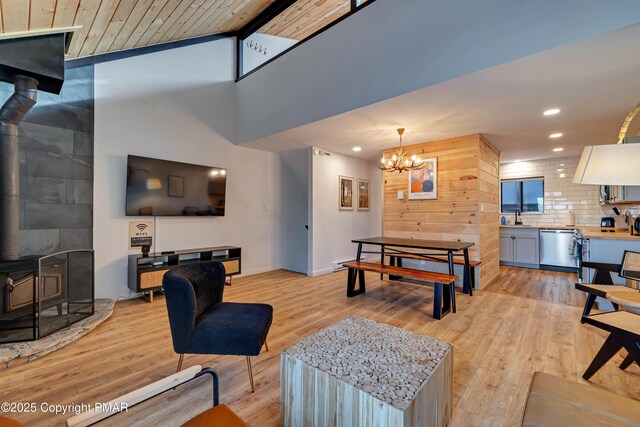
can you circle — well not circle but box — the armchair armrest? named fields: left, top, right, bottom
left=581, top=262, right=621, bottom=285
left=66, top=365, right=219, bottom=427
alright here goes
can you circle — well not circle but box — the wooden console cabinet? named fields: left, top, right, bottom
left=128, top=246, right=241, bottom=302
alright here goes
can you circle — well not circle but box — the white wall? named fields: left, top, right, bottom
left=236, top=0, right=640, bottom=144
left=311, top=149, right=382, bottom=275
left=242, top=33, right=298, bottom=75
left=94, top=39, right=282, bottom=299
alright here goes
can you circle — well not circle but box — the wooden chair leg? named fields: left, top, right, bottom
left=581, top=294, right=598, bottom=322
left=264, top=340, right=269, bottom=352
left=583, top=333, right=624, bottom=380
left=176, top=354, right=184, bottom=373
left=246, top=356, right=255, bottom=393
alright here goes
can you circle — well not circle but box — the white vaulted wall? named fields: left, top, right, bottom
left=93, top=39, right=283, bottom=299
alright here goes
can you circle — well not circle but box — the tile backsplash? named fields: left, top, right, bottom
left=500, top=156, right=639, bottom=227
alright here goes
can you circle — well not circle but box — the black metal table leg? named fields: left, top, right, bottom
left=463, top=248, right=473, bottom=296
left=380, top=245, right=385, bottom=280
left=448, top=251, right=456, bottom=313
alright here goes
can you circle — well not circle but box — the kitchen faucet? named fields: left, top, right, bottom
left=515, top=208, right=523, bottom=225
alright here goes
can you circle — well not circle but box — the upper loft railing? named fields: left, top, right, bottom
left=236, top=0, right=376, bottom=80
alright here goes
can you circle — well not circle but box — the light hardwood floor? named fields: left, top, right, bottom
left=1, top=266, right=639, bottom=426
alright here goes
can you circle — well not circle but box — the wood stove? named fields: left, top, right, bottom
left=0, top=250, right=94, bottom=343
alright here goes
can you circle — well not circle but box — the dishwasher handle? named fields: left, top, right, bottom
left=540, top=229, right=575, bottom=234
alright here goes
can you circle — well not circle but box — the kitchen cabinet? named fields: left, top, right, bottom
left=500, top=228, right=539, bottom=268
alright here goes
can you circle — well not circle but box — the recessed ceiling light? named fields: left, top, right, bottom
left=553, top=147, right=564, bottom=152
left=549, top=133, right=563, bottom=138
left=543, top=108, right=560, bottom=116
left=352, top=146, right=362, bottom=152
left=559, top=163, right=565, bottom=166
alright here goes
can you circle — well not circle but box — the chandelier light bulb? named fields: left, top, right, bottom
left=377, top=128, right=427, bottom=173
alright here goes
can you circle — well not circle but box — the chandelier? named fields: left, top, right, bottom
left=377, top=128, right=426, bottom=173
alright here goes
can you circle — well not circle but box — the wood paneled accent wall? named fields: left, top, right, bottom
left=383, top=134, right=500, bottom=288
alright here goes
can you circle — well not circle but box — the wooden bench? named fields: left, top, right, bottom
left=388, top=253, right=480, bottom=295
left=342, top=261, right=458, bottom=320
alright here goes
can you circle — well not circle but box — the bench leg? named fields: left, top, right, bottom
left=433, top=282, right=452, bottom=320
left=433, top=283, right=442, bottom=319
left=581, top=294, right=598, bottom=322
left=347, top=268, right=366, bottom=297
left=389, top=256, right=402, bottom=280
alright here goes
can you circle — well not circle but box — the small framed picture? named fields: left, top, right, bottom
left=168, top=175, right=184, bottom=197
left=357, top=179, right=370, bottom=211
left=339, top=175, right=354, bottom=210
left=408, top=158, right=437, bottom=200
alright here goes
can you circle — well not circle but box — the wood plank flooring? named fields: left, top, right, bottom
left=1, top=266, right=639, bottom=426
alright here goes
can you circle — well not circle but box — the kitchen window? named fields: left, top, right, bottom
left=500, top=178, right=544, bottom=213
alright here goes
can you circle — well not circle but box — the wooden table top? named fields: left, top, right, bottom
left=352, top=236, right=475, bottom=251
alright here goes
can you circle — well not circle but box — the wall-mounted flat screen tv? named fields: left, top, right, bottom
left=126, top=155, right=226, bottom=216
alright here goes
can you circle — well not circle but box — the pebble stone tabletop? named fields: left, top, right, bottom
left=284, top=316, right=452, bottom=410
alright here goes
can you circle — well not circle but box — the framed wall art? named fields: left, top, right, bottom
left=339, top=175, right=354, bottom=210
left=408, top=158, right=437, bottom=200
left=358, top=179, right=370, bottom=211
left=168, top=175, right=184, bottom=197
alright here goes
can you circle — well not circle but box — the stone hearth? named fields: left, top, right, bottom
left=0, top=298, right=114, bottom=370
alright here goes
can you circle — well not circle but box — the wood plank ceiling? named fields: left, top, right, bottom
left=259, top=0, right=350, bottom=41
left=0, top=0, right=352, bottom=59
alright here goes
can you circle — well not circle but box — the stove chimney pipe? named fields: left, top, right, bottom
left=0, top=75, right=38, bottom=261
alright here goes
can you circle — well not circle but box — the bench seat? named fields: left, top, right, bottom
left=387, top=253, right=479, bottom=295
left=342, top=261, right=457, bottom=319
left=387, top=253, right=481, bottom=267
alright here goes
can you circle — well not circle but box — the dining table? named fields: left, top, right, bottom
left=351, top=236, right=476, bottom=297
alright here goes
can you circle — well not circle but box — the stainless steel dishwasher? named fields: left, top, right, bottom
left=539, top=228, right=579, bottom=269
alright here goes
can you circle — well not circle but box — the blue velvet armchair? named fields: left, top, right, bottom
left=163, top=261, right=273, bottom=392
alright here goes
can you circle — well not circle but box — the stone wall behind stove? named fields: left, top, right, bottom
left=0, top=65, right=94, bottom=256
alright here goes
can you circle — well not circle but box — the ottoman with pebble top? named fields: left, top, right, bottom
left=280, top=316, right=453, bottom=427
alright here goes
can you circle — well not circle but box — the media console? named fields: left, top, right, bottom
left=128, top=246, right=241, bottom=302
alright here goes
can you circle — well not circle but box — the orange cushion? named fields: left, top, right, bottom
left=0, top=416, right=27, bottom=427
left=181, top=404, right=248, bottom=427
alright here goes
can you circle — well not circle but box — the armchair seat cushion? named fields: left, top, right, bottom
left=189, top=302, right=273, bottom=356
